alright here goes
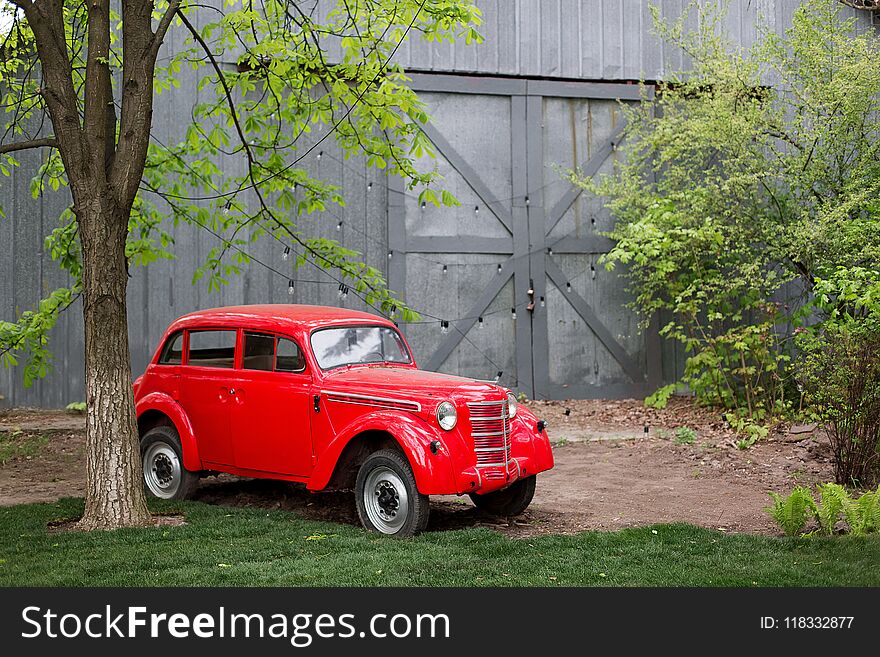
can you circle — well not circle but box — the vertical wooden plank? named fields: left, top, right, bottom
left=514, top=94, right=536, bottom=396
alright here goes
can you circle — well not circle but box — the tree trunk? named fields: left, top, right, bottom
left=75, top=191, right=151, bottom=530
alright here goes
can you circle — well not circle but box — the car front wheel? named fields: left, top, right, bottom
left=140, top=425, right=199, bottom=500
left=469, top=475, right=536, bottom=516
left=355, top=449, right=430, bottom=537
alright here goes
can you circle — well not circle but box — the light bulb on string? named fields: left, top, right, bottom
left=336, top=221, right=343, bottom=232
left=420, top=201, right=426, bottom=211
left=287, top=279, right=295, bottom=295
left=367, top=182, right=373, bottom=191
left=478, top=317, right=484, bottom=329
left=440, top=320, right=449, bottom=334
left=282, top=246, right=290, bottom=261
left=388, top=250, right=394, bottom=260
left=511, top=308, right=517, bottom=320
left=442, top=265, right=448, bottom=275
left=497, top=263, right=503, bottom=274
left=540, top=296, right=546, bottom=308
left=566, top=282, right=572, bottom=292
left=474, top=205, right=480, bottom=216
left=591, top=264, right=596, bottom=279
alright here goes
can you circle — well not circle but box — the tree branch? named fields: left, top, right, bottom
left=149, top=0, right=184, bottom=59
left=0, top=137, right=58, bottom=154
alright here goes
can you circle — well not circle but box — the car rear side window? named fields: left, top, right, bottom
left=158, top=331, right=183, bottom=365
left=276, top=338, right=305, bottom=373
left=187, top=330, right=236, bottom=368
left=243, top=332, right=275, bottom=371
left=242, top=332, right=306, bottom=373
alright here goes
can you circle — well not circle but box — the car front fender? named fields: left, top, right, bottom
left=308, top=410, right=465, bottom=495
left=135, top=392, right=203, bottom=472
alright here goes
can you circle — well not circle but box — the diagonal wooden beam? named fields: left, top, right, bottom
left=424, top=258, right=515, bottom=372
left=544, top=121, right=627, bottom=237
left=419, top=122, right=514, bottom=236
left=545, top=258, right=644, bottom=383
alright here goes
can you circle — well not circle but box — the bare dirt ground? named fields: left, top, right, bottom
left=0, top=399, right=834, bottom=537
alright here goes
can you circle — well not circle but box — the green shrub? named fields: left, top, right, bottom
left=674, top=427, right=697, bottom=445
left=645, top=384, right=676, bottom=410
left=767, top=487, right=816, bottom=537
left=797, top=323, right=880, bottom=487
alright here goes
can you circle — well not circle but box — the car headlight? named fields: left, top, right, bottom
left=436, top=401, right=457, bottom=431
left=507, top=392, right=518, bottom=418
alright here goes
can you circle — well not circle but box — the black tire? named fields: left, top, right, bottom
left=355, top=449, right=430, bottom=537
left=469, top=475, right=536, bottom=516
left=139, top=425, right=199, bottom=500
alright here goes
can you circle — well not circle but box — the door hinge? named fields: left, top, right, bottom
left=313, top=394, right=321, bottom=413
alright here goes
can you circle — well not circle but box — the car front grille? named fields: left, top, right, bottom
left=466, top=399, right=511, bottom=469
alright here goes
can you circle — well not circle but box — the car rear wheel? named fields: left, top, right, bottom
left=355, top=449, right=430, bottom=537
left=469, top=475, right=536, bottom=516
left=140, top=425, right=199, bottom=500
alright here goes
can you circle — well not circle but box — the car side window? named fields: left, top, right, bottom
left=187, top=330, right=236, bottom=368
left=276, top=337, right=305, bottom=373
left=158, top=331, right=184, bottom=365
left=243, top=332, right=275, bottom=371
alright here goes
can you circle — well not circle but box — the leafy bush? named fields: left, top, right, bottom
left=585, top=3, right=880, bottom=426
left=766, top=484, right=880, bottom=537
left=674, top=427, right=697, bottom=445
left=797, top=323, right=880, bottom=487
left=767, top=487, right=816, bottom=537
left=645, top=384, right=676, bottom=410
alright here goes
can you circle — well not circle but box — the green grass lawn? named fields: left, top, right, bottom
left=0, top=498, right=878, bottom=586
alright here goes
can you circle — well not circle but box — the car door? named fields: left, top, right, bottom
left=230, top=331, right=313, bottom=477
left=178, top=328, right=237, bottom=467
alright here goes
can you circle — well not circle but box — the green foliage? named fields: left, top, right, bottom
left=583, top=2, right=880, bottom=423
left=797, top=323, right=880, bottom=486
left=814, top=483, right=850, bottom=535
left=674, top=427, right=697, bottom=445
left=726, top=414, right=770, bottom=450
left=766, top=487, right=816, bottom=537
left=766, top=484, right=880, bottom=537
left=645, top=384, right=676, bottom=409
left=65, top=402, right=86, bottom=414
left=0, top=0, right=482, bottom=381
left=847, top=489, right=880, bottom=537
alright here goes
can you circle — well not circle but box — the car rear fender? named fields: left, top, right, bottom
left=308, top=410, right=459, bottom=494
left=135, top=392, right=203, bottom=472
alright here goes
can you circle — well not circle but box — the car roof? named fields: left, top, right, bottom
left=168, top=304, right=395, bottom=333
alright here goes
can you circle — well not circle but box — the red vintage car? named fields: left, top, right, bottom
left=133, top=304, right=554, bottom=536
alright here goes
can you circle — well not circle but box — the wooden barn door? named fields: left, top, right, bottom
left=392, top=74, right=660, bottom=399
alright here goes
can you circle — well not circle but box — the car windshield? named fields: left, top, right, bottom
left=310, top=325, right=412, bottom=370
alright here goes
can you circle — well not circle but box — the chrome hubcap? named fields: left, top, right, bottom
left=143, top=442, right=181, bottom=499
left=363, top=466, right=409, bottom=534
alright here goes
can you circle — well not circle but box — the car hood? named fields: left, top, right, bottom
left=319, top=366, right=504, bottom=403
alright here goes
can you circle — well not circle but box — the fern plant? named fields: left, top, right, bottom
left=815, top=483, right=851, bottom=535
left=767, top=484, right=880, bottom=536
left=767, top=487, right=816, bottom=536
left=849, top=487, right=880, bottom=536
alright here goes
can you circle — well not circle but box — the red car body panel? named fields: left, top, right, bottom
left=134, top=304, right=554, bottom=496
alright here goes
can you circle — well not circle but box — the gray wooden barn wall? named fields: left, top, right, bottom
left=0, top=1, right=875, bottom=407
